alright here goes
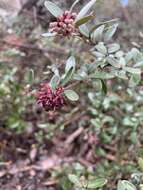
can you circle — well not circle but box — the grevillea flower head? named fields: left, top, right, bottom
left=49, top=10, right=77, bottom=37
left=35, top=83, right=65, bottom=111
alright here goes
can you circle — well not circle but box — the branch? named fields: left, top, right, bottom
left=1, top=39, right=68, bottom=56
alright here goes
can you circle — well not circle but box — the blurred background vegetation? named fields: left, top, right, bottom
left=0, top=0, right=143, bottom=189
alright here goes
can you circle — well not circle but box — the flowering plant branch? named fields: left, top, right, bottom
left=32, top=0, right=143, bottom=112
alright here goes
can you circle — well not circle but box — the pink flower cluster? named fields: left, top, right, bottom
left=49, top=11, right=77, bottom=36
left=35, top=83, right=65, bottom=111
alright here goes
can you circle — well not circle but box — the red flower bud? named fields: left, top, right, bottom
left=49, top=22, right=57, bottom=27
left=71, top=13, right=77, bottom=19
left=35, top=83, right=65, bottom=111
left=48, top=10, right=77, bottom=37
left=58, top=15, right=64, bottom=22
left=64, top=11, right=71, bottom=16
left=59, top=22, right=64, bottom=27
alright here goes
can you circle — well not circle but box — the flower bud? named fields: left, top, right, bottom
left=48, top=10, right=77, bottom=37
left=64, top=10, right=71, bottom=16
left=59, top=22, right=64, bottom=27
left=62, top=24, right=67, bottom=29
left=35, top=83, right=65, bottom=111
left=49, top=22, right=57, bottom=28
left=58, top=15, right=64, bottom=22
left=71, top=13, right=77, bottom=19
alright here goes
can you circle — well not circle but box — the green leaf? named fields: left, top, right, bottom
left=76, top=0, right=97, bottom=20
left=61, top=56, right=76, bottom=86
left=44, top=1, right=63, bottom=17
left=123, top=67, right=141, bottom=74
left=42, top=32, right=57, bottom=37
left=125, top=51, right=134, bottom=62
left=113, top=70, right=128, bottom=80
left=90, top=118, right=101, bottom=128
left=115, top=51, right=124, bottom=58
left=117, top=180, right=137, bottom=190
left=91, top=51, right=105, bottom=58
left=90, top=19, right=118, bottom=33
left=130, top=132, right=137, bottom=144
left=118, top=57, right=126, bottom=67
left=50, top=75, right=60, bottom=89
left=68, top=174, right=82, bottom=187
left=27, top=69, right=34, bottom=84
left=79, top=24, right=90, bottom=38
left=95, top=42, right=107, bottom=55
left=64, top=90, right=79, bottom=101
left=123, top=117, right=138, bottom=127
left=60, top=177, right=73, bottom=190
left=65, top=56, right=76, bottom=73
left=104, top=23, right=118, bottom=41
left=90, top=71, right=114, bottom=79
left=138, top=158, right=143, bottom=171
left=134, top=61, right=143, bottom=68
left=130, top=48, right=143, bottom=63
left=107, top=57, right=121, bottom=68
left=108, top=43, right=120, bottom=53
left=87, top=178, right=107, bottom=189
left=75, top=15, right=94, bottom=27
left=100, top=80, right=107, bottom=95
left=129, top=74, right=141, bottom=87
left=61, top=67, right=74, bottom=86
left=90, top=25, right=105, bottom=43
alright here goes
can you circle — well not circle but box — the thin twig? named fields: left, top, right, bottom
left=1, top=39, right=68, bottom=56
left=64, top=81, right=81, bottom=90
left=65, top=127, right=84, bottom=145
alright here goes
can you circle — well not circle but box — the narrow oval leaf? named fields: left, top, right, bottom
left=118, top=57, right=126, bottom=67
left=114, top=70, right=128, bottom=80
left=90, top=71, right=114, bottom=79
left=61, top=56, right=76, bottom=86
left=50, top=75, right=60, bottom=89
left=108, top=43, right=120, bottom=53
left=123, top=67, right=141, bottom=74
left=125, top=51, right=134, bottom=62
left=87, top=178, right=107, bottom=189
left=61, top=68, right=74, bottom=86
left=131, top=48, right=143, bottom=63
left=76, top=0, right=97, bottom=20
left=61, top=57, right=76, bottom=86
left=64, top=90, right=79, bottom=101
left=90, top=25, right=105, bottom=43
left=75, top=15, right=94, bottom=27
left=79, top=24, right=90, bottom=37
left=65, top=56, right=76, bottom=73
left=90, top=19, right=118, bottom=33
left=117, top=180, right=137, bottom=190
left=91, top=51, right=105, bottom=58
left=44, top=1, right=63, bottom=17
left=68, top=174, right=82, bottom=187
left=104, top=23, right=118, bottom=41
